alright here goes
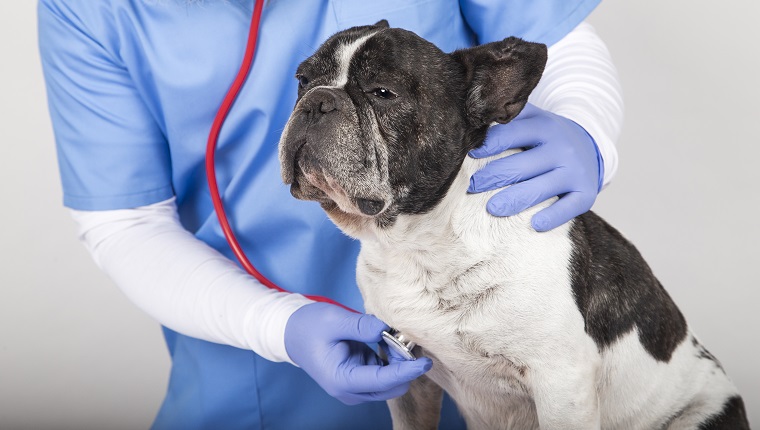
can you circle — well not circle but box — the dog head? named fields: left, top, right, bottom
left=279, top=21, right=546, bottom=236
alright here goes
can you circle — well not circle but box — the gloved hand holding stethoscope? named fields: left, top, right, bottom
left=284, top=302, right=433, bottom=405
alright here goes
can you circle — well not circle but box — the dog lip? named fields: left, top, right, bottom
left=286, top=140, right=307, bottom=185
left=286, top=143, right=389, bottom=217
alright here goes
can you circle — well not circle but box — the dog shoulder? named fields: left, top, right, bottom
left=568, top=211, right=689, bottom=362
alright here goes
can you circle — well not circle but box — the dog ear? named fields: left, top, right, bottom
left=374, top=19, right=390, bottom=28
left=452, top=37, right=547, bottom=127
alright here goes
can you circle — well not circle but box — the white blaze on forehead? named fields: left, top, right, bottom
left=332, top=32, right=378, bottom=88
left=281, top=31, right=377, bottom=165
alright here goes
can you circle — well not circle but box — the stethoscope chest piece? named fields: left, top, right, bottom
left=382, top=329, right=417, bottom=361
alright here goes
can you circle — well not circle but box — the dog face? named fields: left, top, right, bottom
left=279, top=21, right=547, bottom=235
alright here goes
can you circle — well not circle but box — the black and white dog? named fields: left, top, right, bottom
left=278, top=21, right=749, bottom=430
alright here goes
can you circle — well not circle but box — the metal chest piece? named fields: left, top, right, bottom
left=381, top=329, right=417, bottom=361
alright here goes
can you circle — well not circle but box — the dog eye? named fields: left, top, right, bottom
left=370, top=87, right=397, bottom=99
left=297, top=74, right=310, bottom=89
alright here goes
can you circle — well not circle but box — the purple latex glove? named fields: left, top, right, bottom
left=468, top=103, right=604, bottom=231
left=284, top=302, right=432, bottom=405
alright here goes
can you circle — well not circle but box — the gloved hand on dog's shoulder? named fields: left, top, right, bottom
left=468, top=103, right=604, bottom=232
left=285, top=302, right=432, bottom=405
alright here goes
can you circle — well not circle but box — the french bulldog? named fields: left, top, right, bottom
left=278, top=20, right=749, bottom=430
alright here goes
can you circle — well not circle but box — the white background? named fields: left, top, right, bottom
left=1, top=1, right=758, bottom=428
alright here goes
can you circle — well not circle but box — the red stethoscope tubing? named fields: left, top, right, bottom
left=205, top=0, right=356, bottom=312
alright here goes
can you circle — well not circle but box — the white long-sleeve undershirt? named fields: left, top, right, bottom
left=70, top=199, right=313, bottom=363
left=69, top=21, right=623, bottom=364
left=529, top=22, right=623, bottom=186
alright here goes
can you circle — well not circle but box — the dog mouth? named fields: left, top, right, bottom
left=289, top=143, right=388, bottom=217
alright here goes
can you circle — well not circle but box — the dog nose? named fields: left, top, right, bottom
left=356, top=198, right=385, bottom=216
left=302, top=88, right=338, bottom=121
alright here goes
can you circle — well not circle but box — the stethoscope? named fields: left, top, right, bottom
left=205, top=0, right=416, bottom=361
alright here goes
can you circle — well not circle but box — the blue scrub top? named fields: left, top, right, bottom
left=39, top=0, right=599, bottom=428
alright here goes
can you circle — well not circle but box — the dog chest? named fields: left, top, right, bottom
left=356, top=215, right=589, bottom=373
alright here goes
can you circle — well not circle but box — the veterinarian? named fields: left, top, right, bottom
left=39, top=0, right=622, bottom=428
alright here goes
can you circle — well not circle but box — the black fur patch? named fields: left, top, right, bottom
left=697, top=396, right=750, bottom=430
left=568, top=211, right=688, bottom=362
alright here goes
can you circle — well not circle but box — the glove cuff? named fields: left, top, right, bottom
left=243, top=292, right=315, bottom=365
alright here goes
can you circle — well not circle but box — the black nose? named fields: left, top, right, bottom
left=356, top=198, right=385, bottom=216
left=302, top=88, right=338, bottom=122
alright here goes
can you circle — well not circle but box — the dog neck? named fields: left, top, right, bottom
left=368, top=150, right=528, bottom=244
left=358, top=149, right=560, bottom=276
